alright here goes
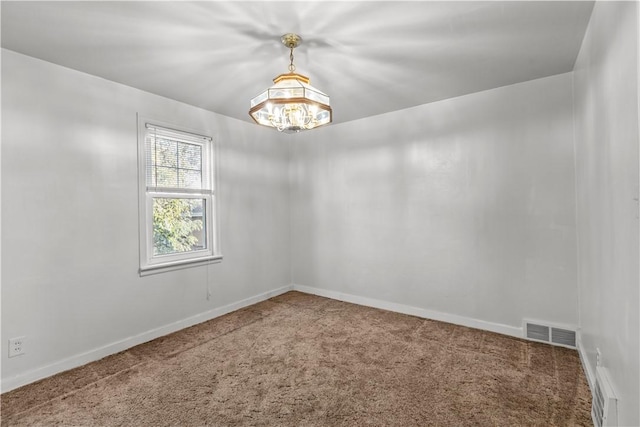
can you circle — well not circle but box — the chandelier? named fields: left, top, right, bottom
left=249, top=33, right=332, bottom=133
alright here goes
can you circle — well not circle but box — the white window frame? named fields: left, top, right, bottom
left=137, top=116, right=222, bottom=275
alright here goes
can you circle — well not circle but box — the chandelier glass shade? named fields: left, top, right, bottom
left=249, top=34, right=332, bottom=133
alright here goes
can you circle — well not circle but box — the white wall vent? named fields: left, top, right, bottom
left=523, top=320, right=576, bottom=348
left=550, top=327, right=576, bottom=347
left=526, top=323, right=550, bottom=341
left=592, top=367, right=617, bottom=427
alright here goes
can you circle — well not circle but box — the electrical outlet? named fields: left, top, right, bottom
left=596, top=347, right=602, bottom=366
left=8, top=336, right=26, bottom=358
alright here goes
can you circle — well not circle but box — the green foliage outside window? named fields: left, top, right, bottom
left=153, top=198, right=203, bottom=255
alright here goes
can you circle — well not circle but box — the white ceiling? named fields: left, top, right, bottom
left=1, top=1, right=594, bottom=126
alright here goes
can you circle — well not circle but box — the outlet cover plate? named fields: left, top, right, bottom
left=8, top=336, right=26, bottom=358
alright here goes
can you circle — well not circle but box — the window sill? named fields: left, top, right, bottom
left=139, top=254, right=223, bottom=276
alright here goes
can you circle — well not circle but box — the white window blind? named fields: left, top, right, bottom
left=145, top=124, right=211, bottom=192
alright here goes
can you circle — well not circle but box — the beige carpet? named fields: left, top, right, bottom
left=1, top=291, right=592, bottom=426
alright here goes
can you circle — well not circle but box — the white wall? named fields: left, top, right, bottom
left=1, top=49, right=291, bottom=390
left=290, top=73, right=578, bottom=334
left=573, top=2, right=640, bottom=425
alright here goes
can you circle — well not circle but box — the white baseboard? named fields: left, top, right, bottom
left=576, top=331, right=595, bottom=393
left=292, top=284, right=523, bottom=338
left=1, top=285, right=293, bottom=393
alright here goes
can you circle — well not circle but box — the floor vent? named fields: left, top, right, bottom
left=592, top=367, right=617, bottom=427
left=523, top=320, right=576, bottom=348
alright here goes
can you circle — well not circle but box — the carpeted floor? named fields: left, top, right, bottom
left=1, top=291, right=592, bottom=426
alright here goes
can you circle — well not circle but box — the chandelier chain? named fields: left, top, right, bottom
left=289, top=46, right=296, bottom=72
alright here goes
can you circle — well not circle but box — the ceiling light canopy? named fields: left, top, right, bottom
left=249, top=33, right=332, bottom=134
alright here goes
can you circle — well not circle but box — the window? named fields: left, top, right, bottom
left=138, top=118, right=220, bottom=274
